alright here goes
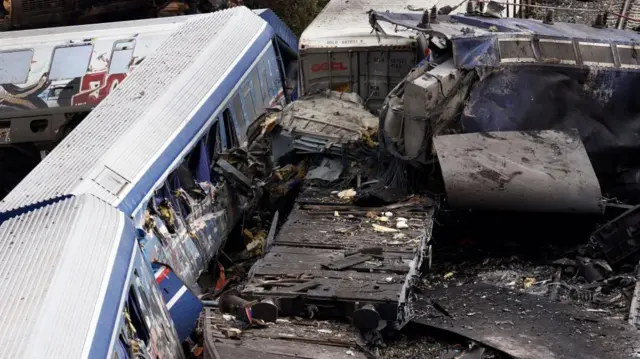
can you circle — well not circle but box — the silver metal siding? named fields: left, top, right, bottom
left=0, top=7, right=266, bottom=213
left=0, top=195, right=127, bottom=359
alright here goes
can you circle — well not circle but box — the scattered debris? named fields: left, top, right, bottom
left=373, top=223, right=399, bottom=233
left=338, top=188, right=357, bottom=199
left=241, top=188, right=434, bottom=332
left=202, top=307, right=368, bottom=358
left=414, top=283, right=640, bottom=359
left=196, top=11, right=640, bottom=359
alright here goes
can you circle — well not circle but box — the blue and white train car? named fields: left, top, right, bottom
left=0, top=15, right=189, bottom=147
left=0, top=195, right=184, bottom=359
left=0, top=6, right=298, bottom=340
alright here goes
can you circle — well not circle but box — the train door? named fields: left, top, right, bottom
left=115, top=249, right=184, bottom=359
left=262, top=46, right=286, bottom=107
left=272, top=38, right=298, bottom=103
left=218, top=106, right=245, bottom=222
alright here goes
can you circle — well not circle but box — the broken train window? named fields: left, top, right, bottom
left=206, top=119, right=222, bottom=162
left=125, top=281, right=150, bottom=348
left=187, top=138, right=211, bottom=184
left=222, top=108, right=239, bottom=149
left=144, top=203, right=167, bottom=247
left=156, top=184, right=178, bottom=234
left=168, top=173, right=194, bottom=217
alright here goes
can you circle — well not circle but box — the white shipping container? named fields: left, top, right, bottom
left=299, top=0, right=448, bottom=110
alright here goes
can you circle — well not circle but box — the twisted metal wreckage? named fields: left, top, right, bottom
left=200, top=8, right=640, bottom=359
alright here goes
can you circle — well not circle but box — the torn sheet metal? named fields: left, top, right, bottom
left=434, top=129, right=603, bottom=213
left=278, top=90, right=378, bottom=147
left=461, top=66, right=640, bottom=190
left=305, top=158, right=344, bottom=183
left=138, top=181, right=234, bottom=292
left=590, top=205, right=640, bottom=264
left=413, top=283, right=640, bottom=359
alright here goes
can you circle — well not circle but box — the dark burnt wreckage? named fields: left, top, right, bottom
left=197, top=89, right=437, bottom=358
left=363, top=5, right=640, bottom=358
left=204, top=188, right=435, bottom=358
left=195, top=6, right=640, bottom=359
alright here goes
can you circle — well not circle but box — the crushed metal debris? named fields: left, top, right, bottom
left=192, top=11, right=640, bottom=359
left=242, top=187, right=434, bottom=330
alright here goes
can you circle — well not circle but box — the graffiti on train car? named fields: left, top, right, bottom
left=0, top=59, right=145, bottom=111
left=71, top=70, right=128, bottom=106
left=0, top=73, right=51, bottom=110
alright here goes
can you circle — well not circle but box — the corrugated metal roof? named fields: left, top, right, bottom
left=300, top=0, right=440, bottom=47
left=253, top=9, right=299, bottom=51
left=0, top=194, right=133, bottom=359
left=0, top=7, right=272, bottom=215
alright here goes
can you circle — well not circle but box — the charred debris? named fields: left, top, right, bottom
left=192, top=10, right=640, bottom=359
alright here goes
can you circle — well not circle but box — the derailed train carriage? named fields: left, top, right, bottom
left=0, top=16, right=189, bottom=148
left=0, top=195, right=184, bottom=358
left=0, top=8, right=297, bottom=149
left=370, top=9, right=640, bottom=213
left=0, top=6, right=298, bottom=358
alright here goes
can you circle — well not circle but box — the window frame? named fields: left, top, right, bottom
left=108, top=39, right=136, bottom=76
left=222, top=108, right=239, bottom=149
left=206, top=119, right=222, bottom=161
left=48, top=44, right=94, bottom=81
left=0, top=48, right=34, bottom=85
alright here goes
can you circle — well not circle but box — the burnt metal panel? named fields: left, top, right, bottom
left=498, top=37, right=536, bottom=63
left=414, top=283, right=638, bottom=359
left=578, top=42, right=615, bottom=66
left=538, top=39, right=577, bottom=64
left=617, top=45, right=640, bottom=68
left=433, top=129, right=602, bottom=213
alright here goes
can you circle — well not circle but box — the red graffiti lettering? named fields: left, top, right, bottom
left=71, top=71, right=128, bottom=106
left=310, top=62, right=348, bottom=72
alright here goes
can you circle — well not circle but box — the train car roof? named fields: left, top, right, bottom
left=0, top=194, right=136, bottom=359
left=0, top=15, right=190, bottom=46
left=253, top=8, right=298, bottom=51
left=0, top=7, right=275, bottom=216
left=299, top=0, right=440, bottom=48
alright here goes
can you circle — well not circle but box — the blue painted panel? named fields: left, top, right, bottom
left=87, top=224, right=136, bottom=359
left=254, top=9, right=299, bottom=52
left=119, top=26, right=275, bottom=214
left=153, top=263, right=203, bottom=342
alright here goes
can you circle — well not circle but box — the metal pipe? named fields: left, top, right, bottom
left=618, top=0, right=633, bottom=28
